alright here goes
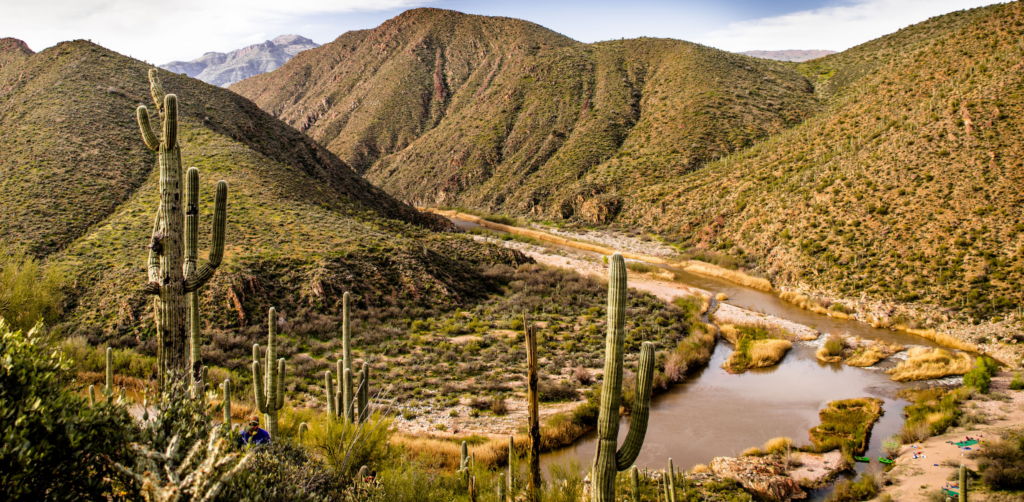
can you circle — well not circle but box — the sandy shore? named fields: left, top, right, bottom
left=880, top=372, right=1024, bottom=502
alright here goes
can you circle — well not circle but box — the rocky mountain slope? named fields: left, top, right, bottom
left=0, top=39, right=526, bottom=339
left=233, top=5, right=1024, bottom=321
left=623, top=3, right=1024, bottom=320
left=231, top=8, right=820, bottom=222
left=161, top=35, right=319, bottom=87
left=740, top=50, right=836, bottom=62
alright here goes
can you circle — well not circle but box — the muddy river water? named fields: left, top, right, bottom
left=452, top=217, right=956, bottom=497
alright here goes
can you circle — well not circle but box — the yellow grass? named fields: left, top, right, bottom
left=715, top=292, right=729, bottom=301
left=749, top=339, right=792, bottom=367
left=887, top=347, right=974, bottom=382
left=763, top=436, right=794, bottom=454
left=844, top=341, right=905, bottom=367
left=815, top=346, right=843, bottom=363
left=78, top=371, right=152, bottom=392
left=683, top=261, right=773, bottom=292
left=904, top=328, right=979, bottom=353
left=691, top=463, right=710, bottom=474
left=719, top=324, right=740, bottom=344
left=741, top=446, right=763, bottom=456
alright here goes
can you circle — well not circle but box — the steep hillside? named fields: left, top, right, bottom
left=161, top=35, right=319, bottom=87
left=232, top=8, right=819, bottom=221
left=624, top=3, right=1024, bottom=320
left=0, top=40, right=527, bottom=340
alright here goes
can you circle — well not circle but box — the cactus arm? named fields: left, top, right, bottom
left=252, top=344, right=267, bottom=413
left=325, top=371, right=336, bottom=416
left=343, top=368, right=354, bottom=422
left=148, top=69, right=165, bottom=111
left=342, top=292, right=351, bottom=371
left=335, top=359, right=343, bottom=417
left=184, top=168, right=199, bottom=278
left=137, top=106, right=160, bottom=151
left=276, top=358, right=285, bottom=410
left=615, top=342, right=655, bottom=470
left=89, top=385, right=96, bottom=406
left=163, top=95, right=178, bottom=147
left=266, top=309, right=279, bottom=419
left=360, top=362, right=370, bottom=421
left=184, top=181, right=228, bottom=292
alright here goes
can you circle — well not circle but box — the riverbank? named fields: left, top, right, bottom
left=880, top=372, right=1024, bottom=502
left=425, top=208, right=1019, bottom=366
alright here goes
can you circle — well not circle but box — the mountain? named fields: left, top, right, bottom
left=233, top=4, right=1024, bottom=320
left=160, top=35, right=319, bottom=87
left=740, top=50, right=836, bottom=62
left=0, top=39, right=526, bottom=340
left=621, top=3, right=1024, bottom=320
left=231, top=8, right=820, bottom=222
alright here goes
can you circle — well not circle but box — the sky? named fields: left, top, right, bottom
left=0, top=0, right=1005, bottom=64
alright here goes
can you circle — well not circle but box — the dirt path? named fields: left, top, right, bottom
left=879, top=372, right=1024, bottom=502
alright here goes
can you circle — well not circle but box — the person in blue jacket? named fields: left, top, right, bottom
left=238, top=415, right=270, bottom=446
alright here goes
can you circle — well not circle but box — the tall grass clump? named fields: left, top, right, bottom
left=723, top=324, right=792, bottom=373
left=808, top=398, right=883, bottom=454
left=303, top=412, right=396, bottom=479
left=0, top=244, right=65, bottom=332
left=887, top=347, right=973, bottom=382
left=816, top=335, right=847, bottom=363
left=844, top=340, right=904, bottom=367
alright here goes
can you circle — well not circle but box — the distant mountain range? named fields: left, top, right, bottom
left=160, top=35, right=319, bottom=87
left=740, top=50, right=836, bottom=62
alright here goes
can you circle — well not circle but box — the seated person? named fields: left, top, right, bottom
left=238, top=415, right=270, bottom=446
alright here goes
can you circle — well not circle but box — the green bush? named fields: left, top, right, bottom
left=1009, top=372, right=1023, bottom=391
left=976, top=433, right=1024, bottom=490
left=220, top=439, right=342, bottom=501
left=964, top=356, right=998, bottom=394
left=825, top=473, right=880, bottom=502
left=304, top=413, right=396, bottom=480
left=0, top=319, right=139, bottom=500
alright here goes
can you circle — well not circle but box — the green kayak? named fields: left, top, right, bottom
left=878, top=457, right=894, bottom=465
left=853, top=456, right=870, bottom=463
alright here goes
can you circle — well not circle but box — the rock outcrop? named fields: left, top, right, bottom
left=710, top=455, right=805, bottom=500
left=160, top=35, right=318, bottom=87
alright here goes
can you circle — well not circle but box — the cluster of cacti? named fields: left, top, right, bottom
left=113, top=426, right=251, bottom=502
left=137, top=68, right=228, bottom=392
left=325, top=293, right=371, bottom=422
left=662, top=459, right=677, bottom=502
left=592, top=253, right=656, bottom=502
left=458, top=441, right=471, bottom=474
left=253, top=307, right=286, bottom=438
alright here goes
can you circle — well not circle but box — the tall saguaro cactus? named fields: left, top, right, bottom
left=138, top=68, right=228, bottom=391
left=592, top=253, right=656, bottom=502
left=525, top=323, right=540, bottom=502
left=253, top=308, right=286, bottom=438
left=325, top=292, right=370, bottom=423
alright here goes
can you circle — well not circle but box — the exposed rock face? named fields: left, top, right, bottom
left=160, top=35, right=318, bottom=87
left=710, top=456, right=805, bottom=500
left=740, top=50, right=836, bottom=62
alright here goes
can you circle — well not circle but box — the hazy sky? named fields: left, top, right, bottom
left=0, top=0, right=1004, bottom=64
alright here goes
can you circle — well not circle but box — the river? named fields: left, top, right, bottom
left=452, top=216, right=958, bottom=498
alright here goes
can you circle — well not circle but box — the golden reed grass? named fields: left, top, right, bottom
left=763, top=436, right=794, bottom=454
left=78, top=372, right=153, bottom=392
left=749, top=339, right=792, bottom=367
left=887, top=347, right=974, bottom=382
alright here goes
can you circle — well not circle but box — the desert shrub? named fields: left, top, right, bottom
left=572, top=365, right=593, bottom=385
left=900, top=387, right=971, bottom=440
left=491, top=397, right=509, bottom=416
left=825, top=473, right=880, bottom=502
left=963, top=356, right=998, bottom=393
left=809, top=398, right=883, bottom=454
left=539, top=379, right=577, bottom=402
left=0, top=319, right=139, bottom=501
left=881, top=434, right=902, bottom=459
left=1010, top=372, right=1024, bottom=391
left=974, top=433, right=1024, bottom=490
left=0, top=244, right=66, bottom=332
left=220, top=439, right=341, bottom=501
left=304, top=413, right=396, bottom=480
left=823, top=335, right=846, bottom=357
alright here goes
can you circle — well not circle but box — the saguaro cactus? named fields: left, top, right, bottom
left=324, top=292, right=371, bottom=423
left=525, top=323, right=540, bottom=502
left=221, top=379, right=232, bottom=425
left=592, top=253, right=656, bottom=502
left=960, top=464, right=967, bottom=502
left=253, top=308, right=286, bottom=438
left=138, top=68, right=228, bottom=391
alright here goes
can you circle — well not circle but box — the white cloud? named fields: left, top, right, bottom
left=0, top=0, right=430, bottom=63
left=698, top=0, right=1004, bottom=52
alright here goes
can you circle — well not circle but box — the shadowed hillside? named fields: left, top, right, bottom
left=624, top=3, right=1024, bottom=320
left=232, top=8, right=819, bottom=222
left=0, top=39, right=529, bottom=340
